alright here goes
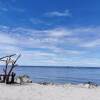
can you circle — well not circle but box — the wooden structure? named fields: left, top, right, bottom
left=0, top=54, right=21, bottom=84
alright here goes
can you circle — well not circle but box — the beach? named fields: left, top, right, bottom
left=0, top=83, right=100, bottom=100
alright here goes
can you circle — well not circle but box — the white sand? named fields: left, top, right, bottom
left=0, top=83, right=100, bottom=100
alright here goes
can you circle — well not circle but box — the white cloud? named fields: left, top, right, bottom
left=46, top=28, right=71, bottom=37
left=80, top=39, right=100, bottom=48
left=0, top=26, right=100, bottom=66
left=0, top=7, right=8, bottom=12
left=45, top=9, right=71, bottom=17
left=0, top=1, right=25, bottom=13
left=30, top=18, right=45, bottom=24
left=0, top=33, right=17, bottom=45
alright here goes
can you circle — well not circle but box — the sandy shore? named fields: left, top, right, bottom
left=0, top=83, right=100, bottom=100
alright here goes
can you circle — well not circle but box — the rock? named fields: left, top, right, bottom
left=38, top=82, right=51, bottom=85
left=15, top=75, right=32, bottom=84
left=84, top=81, right=97, bottom=88
left=15, top=77, right=21, bottom=84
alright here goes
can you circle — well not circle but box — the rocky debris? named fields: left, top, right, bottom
left=38, top=82, right=54, bottom=85
left=38, top=82, right=50, bottom=85
left=83, top=81, right=97, bottom=88
left=15, top=75, right=32, bottom=84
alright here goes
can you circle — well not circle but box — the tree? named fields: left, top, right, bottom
left=0, top=54, right=21, bottom=84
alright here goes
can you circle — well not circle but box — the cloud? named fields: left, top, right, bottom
left=46, top=28, right=71, bottom=37
left=0, top=33, right=17, bottom=45
left=0, top=1, right=25, bottom=13
left=0, top=7, right=8, bottom=12
left=0, top=25, right=100, bottom=66
left=80, top=39, right=100, bottom=48
left=30, top=18, right=45, bottom=24
left=45, top=9, right=71, bottom=17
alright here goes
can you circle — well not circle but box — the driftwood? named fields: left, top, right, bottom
left=0, top=54, right=21, bottom=84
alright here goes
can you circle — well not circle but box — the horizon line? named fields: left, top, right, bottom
left=0, top=65, right=100, bottom=68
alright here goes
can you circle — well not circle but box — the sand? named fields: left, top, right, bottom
left=0, top=83, right=100, bottom=100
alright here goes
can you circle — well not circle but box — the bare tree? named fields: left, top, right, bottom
left=0, top=54, right=21, bottom=84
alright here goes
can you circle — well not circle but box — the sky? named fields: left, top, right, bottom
left=0, top=0, right=100, bottom=66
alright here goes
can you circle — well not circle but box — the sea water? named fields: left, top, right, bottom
left=1, top=66, right=100, bottom=85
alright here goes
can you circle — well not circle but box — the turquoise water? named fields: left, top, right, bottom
left=1, top=66, right=100, bottom=84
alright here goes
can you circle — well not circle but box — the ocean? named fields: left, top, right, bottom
left=1, top=66, right=100, bottom=85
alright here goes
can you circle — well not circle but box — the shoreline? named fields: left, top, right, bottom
left=0, top=83, right=99, bottom=100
